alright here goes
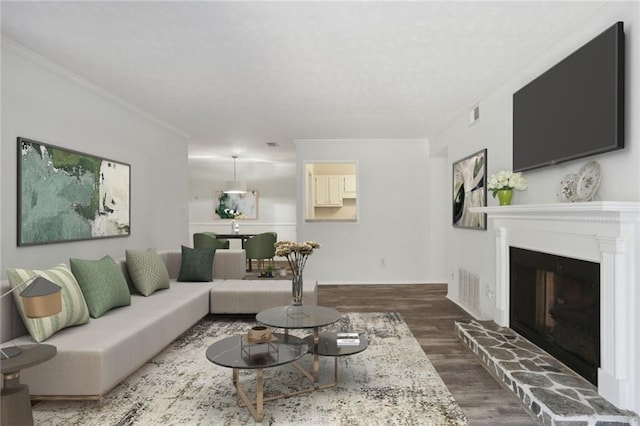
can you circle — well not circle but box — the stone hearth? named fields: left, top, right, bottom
left=456, top=320, right=639, bottom=425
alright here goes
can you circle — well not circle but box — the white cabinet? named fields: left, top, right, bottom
left=314, top=176, right=343, bottom=207
left=342, top=175, right=356, bottom=199
left=314, top=174, right=357, bottom=206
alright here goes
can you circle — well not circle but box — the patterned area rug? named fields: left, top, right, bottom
left=33, top=312, right=468, bottom=425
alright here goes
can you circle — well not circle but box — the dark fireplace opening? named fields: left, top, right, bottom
left=509, top=247, right=600, bottom=385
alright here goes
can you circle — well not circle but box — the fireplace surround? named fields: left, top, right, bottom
left=476, top=202, right=640, bottom=414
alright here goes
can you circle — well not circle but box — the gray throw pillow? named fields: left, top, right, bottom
left=70, top=255, right=131, bottom=318
left=177, top=245, right=216, bottom=282
left=125, top=249, right=170, bottom=296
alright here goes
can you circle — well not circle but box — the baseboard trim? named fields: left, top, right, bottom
left=446, top=294, right=483, bottom=320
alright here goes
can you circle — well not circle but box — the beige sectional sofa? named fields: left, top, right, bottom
left=0, top=249, right=317, bottom=404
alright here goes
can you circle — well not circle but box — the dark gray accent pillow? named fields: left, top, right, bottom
left=70, top=255, right=131, bottom=318
left=177, top=245, right=216, bottom=282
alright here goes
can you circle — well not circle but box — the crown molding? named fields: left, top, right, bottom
left=2, top=36, right=191, bottom=139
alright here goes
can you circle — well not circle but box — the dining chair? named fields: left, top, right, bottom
left=244, top=232, right=277, bottom=273
left=193, top=232, right=230, bottom=250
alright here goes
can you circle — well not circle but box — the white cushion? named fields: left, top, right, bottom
left=210, top=279, right=318, bottom=314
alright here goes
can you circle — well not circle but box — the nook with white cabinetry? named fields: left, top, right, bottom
left=305, top=162, right=358, bottom=221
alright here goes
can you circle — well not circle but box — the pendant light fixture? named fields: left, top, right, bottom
left=223, top=155, right=247, bottom=194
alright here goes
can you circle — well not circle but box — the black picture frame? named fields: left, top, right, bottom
left=17, top=137, right=131, bottom=246
left=452, top=149, right=487, bottom=230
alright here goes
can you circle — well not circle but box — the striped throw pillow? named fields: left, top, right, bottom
left=7, top=264, right=90, bottom=342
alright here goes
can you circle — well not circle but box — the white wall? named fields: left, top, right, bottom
left=1, top=41, right=191, bottom=278
left=295, top=139, right=447, bottom=284
left=434, top=2, right=640, bottom=319
left=428, top=155, right=449, bottom=282
left=188, top=160, right=297, bottom=248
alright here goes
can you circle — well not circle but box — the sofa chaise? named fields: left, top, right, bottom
left=0, top=248, right=317, bottom=404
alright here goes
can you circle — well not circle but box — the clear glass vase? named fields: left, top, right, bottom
left=291, top=274, right=303, bottom=306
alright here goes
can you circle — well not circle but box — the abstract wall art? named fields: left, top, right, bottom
left=214, top=190, right=258, bottom=220
left=17, top=137, right=131, bottom=246
left=452, top=149, right=487, bottom=230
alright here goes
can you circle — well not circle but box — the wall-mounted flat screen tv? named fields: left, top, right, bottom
left=513, top=22, right=624, bottom=172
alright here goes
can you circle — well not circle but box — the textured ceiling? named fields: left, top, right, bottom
left=1, top=1, right=605, bottom=163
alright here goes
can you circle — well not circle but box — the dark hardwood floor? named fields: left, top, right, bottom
left=318, top=284, right=538, bottom=426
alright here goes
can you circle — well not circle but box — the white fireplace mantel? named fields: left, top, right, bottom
left=473, top=201, right=640, bottom=414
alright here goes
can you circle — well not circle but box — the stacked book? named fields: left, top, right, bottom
left=336, top=332, right=360, bottom=346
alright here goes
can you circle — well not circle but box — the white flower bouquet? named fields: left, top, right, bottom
left=274, top=241, right=321, bottom=276
left=487, top=170, right=528, bottom=198
left=223, top=208, right=242, bottom=218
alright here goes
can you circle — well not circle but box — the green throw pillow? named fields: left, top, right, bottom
left=70, top=255, right=131, bottom=318
left=125, top=249, right=170, bottom=296
left=177, top=245, right=216, bottom=282
left=7, top=264, right=90, bottom=343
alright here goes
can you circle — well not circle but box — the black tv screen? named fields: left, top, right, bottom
left=513, top=22, right=624, bottom=172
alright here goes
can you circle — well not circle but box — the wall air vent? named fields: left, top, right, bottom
left=469, top=104, right=480, bottom=126
left=459, top=267, right=481, bottom=315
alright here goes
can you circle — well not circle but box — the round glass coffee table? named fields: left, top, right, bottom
left=302, top=331, right=369, bottom=356
left=302, top=332, right=369, bottom=389
left=206, top=333, right=307, bottom=422
left=256, top=305, right=341, bottom=382
left=256, top=305, right=341, bottom=330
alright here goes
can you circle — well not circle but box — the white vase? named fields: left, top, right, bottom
left=230, top=219, right=240, bottom=234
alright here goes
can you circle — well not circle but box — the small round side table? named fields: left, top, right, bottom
left=1, top=344, right=56, bottom=426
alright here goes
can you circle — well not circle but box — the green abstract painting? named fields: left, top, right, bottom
left=18, top=138, right=130, bottom=246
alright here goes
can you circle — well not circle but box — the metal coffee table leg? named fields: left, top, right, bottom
left=233, top=368, right=265, bottom=422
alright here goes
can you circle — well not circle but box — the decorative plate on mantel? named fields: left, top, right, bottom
left=557, top=173, right=579, bottom=203
left=575, top=161, right=602, bottom=202
left=556, top=161, right=602, bottom=203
